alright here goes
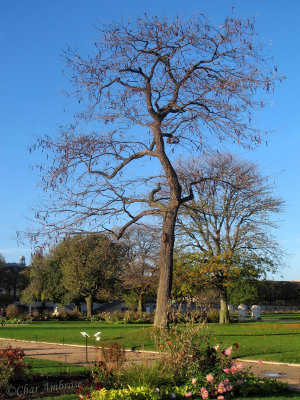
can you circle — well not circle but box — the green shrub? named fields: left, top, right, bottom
left=122, top=310, right=154, bottom=324
left=118, top=362, right=171, bottom=389
left=206, top=308, right=219, bottom=323
left=123, top=292, right=139, bottom=311
left=94, top=311, right=155, bottom=324
left=90, top=385, right=187, bottom=399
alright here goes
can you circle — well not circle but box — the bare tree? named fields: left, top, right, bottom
left=175, top=153, right=284, bottom=323
left=29, top=15, right=278, bottom=327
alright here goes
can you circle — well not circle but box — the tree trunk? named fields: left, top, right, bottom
left=74, top=303, right=80, bottom=313
left=137, top=293, right=143, bottom=313
left=154, top=206, right=179, bottom=328
left=152, top=123, right=182, bottom=328
left=85, top=295, right=93, bottom=319
left=219, top=289, right=230, bottom=324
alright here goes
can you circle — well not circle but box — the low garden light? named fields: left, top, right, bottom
left=80, top=331, right=90, bottom=362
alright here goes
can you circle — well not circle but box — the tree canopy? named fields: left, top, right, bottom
left=21, top=234, right=126, bottom=317
left=29, top=14, right=278, bottom=327
left=175, top=153, right=283, bottom=322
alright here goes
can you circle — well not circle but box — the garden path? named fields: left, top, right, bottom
left=0, top=338, right=299, bottom=393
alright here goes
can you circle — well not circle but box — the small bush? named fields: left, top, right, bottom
left=0, top=346, right=31, bottom=389
left=206, top=308, right=219, bottom=323
left=5, top=304, right=19, bottom=319
left=96, top=342, right=126, bottom=375
left=58, top=310, right=84, bottom=320
left=94, top=311, right=155, bottom=324
left=122, top=310, right=154, bottom=324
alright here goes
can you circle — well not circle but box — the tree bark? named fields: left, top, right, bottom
left=137, top=293, right=143, bottom=313
left=85, top=295, right=93, bottom=319
left=154, top=206, right=179, bottom=328
left=219, top=288, right=230, bottom=324
left=153, top=124, right=182, bottom=328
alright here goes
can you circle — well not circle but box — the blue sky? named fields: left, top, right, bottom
left=0, top=0, right=299, bottom=281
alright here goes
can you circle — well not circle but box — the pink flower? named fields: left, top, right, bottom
left=258, top=360, right=263, bottom=366
left=235, top=362, right=243, bottom=370
left=214, top=344, right=220, bottom=351
left=237, top=379, right=244, bottom=385
left=191, top=377, right=197, bottom=384
left=226, top=385, right=233, bottom=392
left=218, top=383, right=225, bottom=393
left=206, top=374, right=213, bottom=383
left=230, top=365, right=237, bottom=374
left=224, top=348, right=232, bottom=356
left=223, top=379, right=229, bottom=386
left=185, top=392, right=192, bottom=397
left=223, top=368, right=230, bottom=373
left=217, top=397, right=224, bottom=400
left=155, top=388, right=160, bottom=392
left=201, top=389, right=209, bottom=399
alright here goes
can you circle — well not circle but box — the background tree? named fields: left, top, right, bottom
left=120, top=225, right=159, bottom=312
left=227, top=278, right=259, bottom=306
left=29, top=15, right=278, bottom=327
left=0, top=254, right=27, bottom=302
left=21, top=251, right=67, bottom=306
left=0, top=255, right=13, bottom=305
left=176, top=153, right=283, bottom=323
left=0, top=254, right=5, bottom=268
left=59, top=234, right=126, bottom=318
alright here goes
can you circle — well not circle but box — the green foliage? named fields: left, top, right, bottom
left=59, top=234, right=126, bottom=301
left=227, top=279, right=259, bottom=306
left=20, top=251, right=66, bottom=304
left=21, top=234, right=127, bottom=318
left=0, top=293, right=13, bottom=305
left=118, top=363, right=172, bottom=389
left=123, top=292, right=139, bottom=311
left=90, top=386, right=187, bottom=399
left=206, top=308, right=220, bottom=323
left=95, top=311, right=155, bottom=324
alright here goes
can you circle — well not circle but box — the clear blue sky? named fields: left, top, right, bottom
left=0, top=0, right=299, bottom=281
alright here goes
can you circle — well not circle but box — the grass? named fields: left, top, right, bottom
left=234, top=397, right=300, bottom=400
left=25, top=357, right=87, bottom=376
left=262, top=313, right=300, bottom=320
left=0, top=319, right=299, bottom=363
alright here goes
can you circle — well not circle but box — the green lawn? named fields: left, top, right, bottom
left=0, top=320, right=299, bottom=363
left=25, top=357, right=87, bottom=376
left=261, top=313, right=300, bottom=320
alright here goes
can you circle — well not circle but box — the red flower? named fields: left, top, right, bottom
left=94, top=382, right=103, bottom=390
